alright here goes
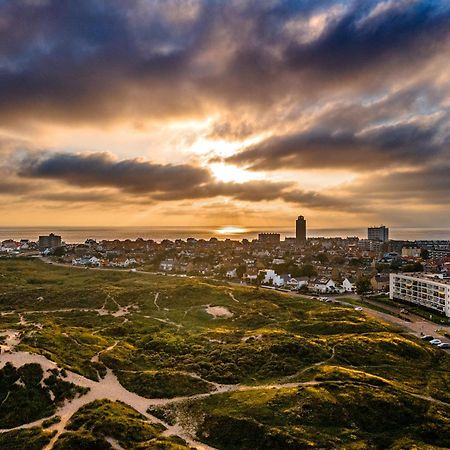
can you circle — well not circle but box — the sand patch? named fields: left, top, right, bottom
left=205, top=306, right=233, bottom=319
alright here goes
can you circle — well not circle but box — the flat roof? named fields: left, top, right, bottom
left=391, top=272, right=450, bottom=286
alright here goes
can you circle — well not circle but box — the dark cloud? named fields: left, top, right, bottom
left=349, top=163, right=450, bottom=204
left=0, top=0, right=448, bottom=125
left=227, top=116, right=448, bottom=171
left=18, top=152, right=210, bottom=194
left=14, top=150, right=359, bottom=211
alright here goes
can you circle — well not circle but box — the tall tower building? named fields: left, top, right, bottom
left=296, top=216, right=306, bottom=243
left=368, top=225, right=389, bottom=242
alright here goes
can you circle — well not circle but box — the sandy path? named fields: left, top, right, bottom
left=0, top=330, right=21, bottom=352
left=0, top=351, right=215, bottom=449
left=228, top=291, right=240, bottom=303
left=91, top=341, right=118, bottom=363
left=153, top=292, right=160, bottom=310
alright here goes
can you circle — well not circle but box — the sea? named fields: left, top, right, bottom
left=2, top=226, right=450, bottom=243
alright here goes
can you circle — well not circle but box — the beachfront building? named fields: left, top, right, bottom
left=389, top=273, right=450, bottom=317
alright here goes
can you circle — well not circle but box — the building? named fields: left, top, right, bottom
left=389, top=273, right=450, bottom=317
left=310, top=277, right=336, bottom=293
left=371, top=274, right=390, bottom=292
left=259, top=269, right=286, bottom=287
left=296, top=215, right=306, bottom=243
left=258, top=233, right=281, bottom=244
left=402, top=246, right=421, bottom=258
left=368, top=225, right=389, bottom=242
left=38, top=233, right=62, bottom=250
left=358, top=239, right=382, bottom=252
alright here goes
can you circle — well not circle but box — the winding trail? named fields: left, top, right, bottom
left=0, top=351, right=213, bottom=449
left=1, top=344, right=449, bottom=449
left=228, top=291, right=240, bottom=303
left=153, top=292, right=161, bottom=310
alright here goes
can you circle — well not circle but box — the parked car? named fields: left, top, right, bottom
left=354, top=307, right=363, bottom=311
left=438, top=343, right=450, bottom=349
left=429, top=339, right=442, bottom=346
left=421, top=335, right=434, bottom=341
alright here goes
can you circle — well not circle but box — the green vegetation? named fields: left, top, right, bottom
left=0, top=363, right=88, bottom=428
left=116, top=370, right=214, bottom=398
left=0, top=259, right=449, bottom=449
left=54, top=400, right=189, bottom=449
left=165, top=383, right=450, bottom=449
left=0, top=427, right=55, bottom=450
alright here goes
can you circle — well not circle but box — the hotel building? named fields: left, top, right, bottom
left=389, top=273, right=450, bottom=317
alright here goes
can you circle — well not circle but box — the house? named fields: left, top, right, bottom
left=260, top=269, right=287, bottom=287
left=72, top=256, right=101, bottom=267
left=287, top=277, right=309, bottom=290
left=342, top=278, right=355, bottom=292
left=19, top=239, right=30, bottom=249
left=243, top=268, right=258, bottom=283
left=1, top=240, right=18, bottom=251
left=160, top=259, right=175, bottom=271
left=371, top=274, right=390, bottom=292
left=311, top=277, right=336, bottom=293
left=226, top=268, right=237, bottom=278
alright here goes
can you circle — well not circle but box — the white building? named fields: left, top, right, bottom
left=287, top=277, right=308, bottom=290
left=160, top=259, right=174, bottom=271
left=260, top=269, right=286, bottom=287
left=341, top=278, right=355, bottom=292
left=389, top=273, right=450, bottom=317
left=311, top=277, right=336, bottom=293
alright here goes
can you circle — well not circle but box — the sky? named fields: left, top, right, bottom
left=0, top=0, right=449, bottom=229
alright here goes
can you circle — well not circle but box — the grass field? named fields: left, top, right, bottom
left=0, top=258, right=449, bottom=449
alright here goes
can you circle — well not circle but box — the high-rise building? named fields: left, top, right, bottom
left=296, top=215, right=306, bottom=243
left=368, top=225, right=389, bottom=242
left=38, top=233, right=62, bottom=250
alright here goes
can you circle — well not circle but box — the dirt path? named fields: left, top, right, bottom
left=228, top=291, right=240, bottom=303
left=153, top=292, right=160, bottom=310
left=91, top=341, right=118, bottom=363
left=0, top=351, right=213, bottom=449
left=1, top=344, right=448, bottom=449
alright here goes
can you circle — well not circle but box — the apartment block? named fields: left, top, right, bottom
left=389, top=273, right=450, bottom=317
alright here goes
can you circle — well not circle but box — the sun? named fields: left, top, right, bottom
left=216, top=226, right=247, bottom=235
left=209, top=162, right=261, bottom=183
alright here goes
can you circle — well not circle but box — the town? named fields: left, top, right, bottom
left=2, top=217, right=450, bottom=323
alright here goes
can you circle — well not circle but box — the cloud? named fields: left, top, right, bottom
left=14, top=150, right=361, bottom=211
left=0, top=0, right=448, bottom=127
left=18, top=152, right=211, bottom=194
left=1, top=0, right=450, bottom=227
left=227, top=117, right=447, bottom=171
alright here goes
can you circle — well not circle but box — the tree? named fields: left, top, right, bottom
left=403, top=262, right=423, bottom=272
left=356, top=277, right=371, bottom=296
left=298, top=264, right=317, bottom=277
left=316, top=253, right=329, bottom=264
left=420, top=248, right=430, bottom=260
left=236, top=264, right=247, bottom=279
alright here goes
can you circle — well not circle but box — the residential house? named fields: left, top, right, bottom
left=370, top=274, right=390, bottom=292
left=311, top=277, right=336, bottom=293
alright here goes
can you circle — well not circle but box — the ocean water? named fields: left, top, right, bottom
left=2, top=226, right=450, bottom=243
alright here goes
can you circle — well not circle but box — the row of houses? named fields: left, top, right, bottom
left=72, top=256, right=137, bottom=268
left=249, top=270, right=356, bottom=293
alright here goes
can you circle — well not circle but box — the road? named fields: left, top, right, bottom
left=40, top=258, right=450, bottom=345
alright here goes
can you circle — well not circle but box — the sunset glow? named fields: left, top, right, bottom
left=215, top=226, right=248, bottom=235
left=0, top=0, right=448, bottom=228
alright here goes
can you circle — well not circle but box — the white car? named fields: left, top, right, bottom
left=429, top=339, right=442, bottom=346
left=354, top=307, right=363, bottom=311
